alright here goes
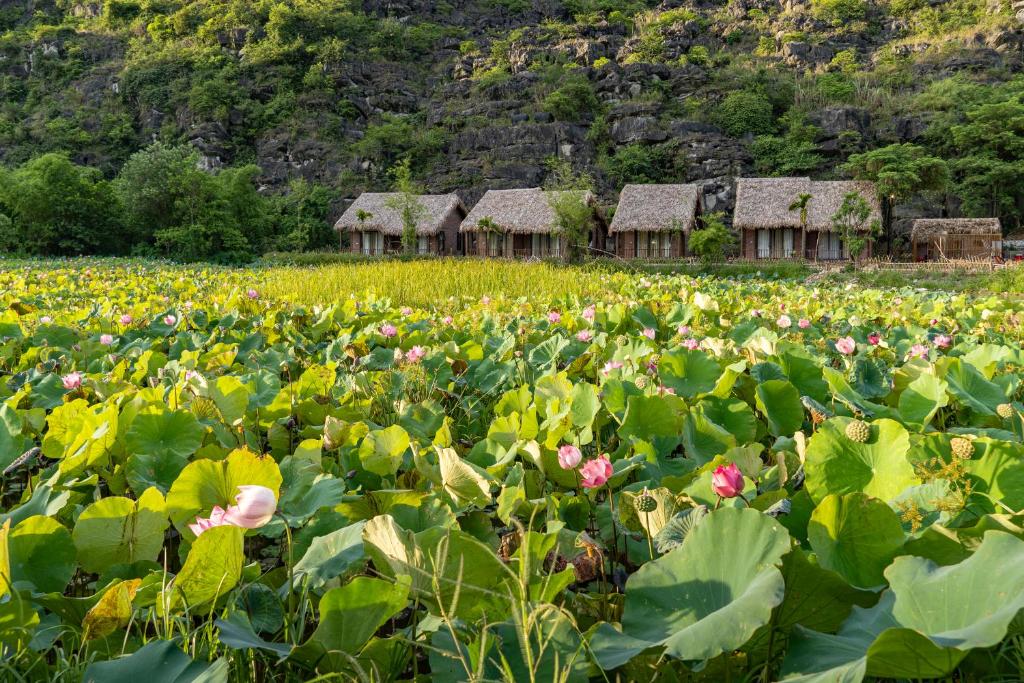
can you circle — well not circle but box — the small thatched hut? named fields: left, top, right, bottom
left=733, top=178, right=880, bottom=260
left=608, top=184, right=702, bottom=259
left=460, top=188, right=606, bottom=258
left=910, top=218, right=1002, bottom=261
left=334, top=193, right=467, bottom=256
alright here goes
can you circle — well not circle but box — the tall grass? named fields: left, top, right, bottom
left=260, top=259, right=616, bottom=308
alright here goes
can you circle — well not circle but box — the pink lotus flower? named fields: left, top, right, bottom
left=119, top=314, right=133, bottom=325
left=929, top=318, right=938, bottom=326
left=658, top=384, right=676, bottom=396
left=582, top=304, right=596, bottom=322
left=61, top=371, right=83, bottom=390
left=39, top=315, right=52, bottom=324
left=711, top=463, right=744, bottom=498
left=548, top=311, right=562, bottom=324
left=868, top=332, right=881, bottom=346
left=246, top=289, right=259, bottom=300
left=798, top=318, right=811, bottom=329
left=380, top=323, right=397, bottom=338
left=934, top=334, right=952, bottom=349
left=223, top=485, right=277, bottom=529
left=835, top=337, right=856, bottom=355
left=164, top=315, right=177, bottom=326
left=908, top=343, right=929, bottom=360
left=185, top=370, right=200, bottom=381
left=401, top=307, right=413, bottom=316
left=405, top=345, right=426, bottom=363
left=602, top=360, right=624, bottom=375
left=189, top=505, right=229, bottom=537
left=576, top=329, right=593, bottom=342
left=777, top=315, right=792, bottom=329
left=580, top=456, right=613, bottom=489
left=642, top=327, right=657, bottom=340
left=99, top=334, right=114, bottom=346
left=677, top=324, right=691, bottom=336
left=751, top=309, right=762, bottom=318
left=558, top=445, right=582, bottom=470
left=442, top=315, right=454, bottom=325
left=682, top=338, right=699, bottom=350
left=481, top=296, right=491, bottom=305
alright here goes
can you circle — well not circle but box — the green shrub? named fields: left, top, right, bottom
left=811, top=0, right=867, bottom=25
left=601, top=144, right=671, bottom=185
left=689, top=212, right=736, bottom=262
left=714, top=90, right=775, bottom=136
left=541, top=76, right=599, bottom=121
left=751, top=135, right=823, bottom=176
left=816, top=72, right=856, bottom=102
left=593, top=56, right=612, bottom=69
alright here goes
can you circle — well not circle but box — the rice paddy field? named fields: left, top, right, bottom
left=2, top=257, right=1024, bottom=682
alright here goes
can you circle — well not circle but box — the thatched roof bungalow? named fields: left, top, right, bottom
left=910, top=218, right=1002, bottom=261
left=733, top=178, right=880, bottom=260
left=460, top=188, right=605, bottom=258
left=608, top=184, right=702, bottom=259
left=334, top=192, right=467, bottom=256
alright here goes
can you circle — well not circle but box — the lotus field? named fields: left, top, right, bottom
left=3, top=259, right=1024, bottom=682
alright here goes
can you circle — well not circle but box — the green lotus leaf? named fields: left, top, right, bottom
left=804, top=418, right=918, bottom=503
left=438, top=447, right=493, bottom=508
left=8, top=515, right=75, bottom=594
left=808, top=493, right=905, bottom=589
left=292, top=521, right=366, bottom=590
left=896, top=372, right=949, bottom=430
left=363, top=514, right=512, bottom=620
left=940, top=357, right=1006, bottom=416
left=755, top=379, right=804, bottom=437
left=358, top=425, right=410, bottom=476
left=619, top=394, right=685, bottom=441
left=125, top=408, right=205, bottom=461
left=72, top=487, right=170, bottom=573
left=783, top=531, right=1024, bottom=681
left=160, top=524, right=244, bottom=614
left=81, top=639, right=229, bottom=683
left=291, top=575, right=409, bottom=673
left=658, top=348, right=722, bottom=398
left=966, top=438, right=1024, bottom=510
left=590, top=507, right=790, bottom=668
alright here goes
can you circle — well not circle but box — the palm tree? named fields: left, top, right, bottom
left=789, top=193, right=813, bottom=258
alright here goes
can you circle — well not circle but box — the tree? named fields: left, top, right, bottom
left=269, top=179, right=334, bottom=252
left=545, top=158, right=596, bottom=264
left=788, top=193, right=813, bottom=233
left=714, top=90, right=775, bottom=137
left=384, top=159, right=426, bottom=255
left=842, top=144, right=949, bottom=253
left=1, top=153, right=124, bottom=256
left=688, top=212, right=736, bottom=263
left=948, top=99, right=1024, bottom=232
left=830, top=192, right=880, bottom=263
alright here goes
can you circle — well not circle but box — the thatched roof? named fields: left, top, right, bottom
left=460, top=188, right=597, bottom=234
left=733, top=178, right=880, bottom=232
left=334, top=193, right=466, bottom=236
left=609, top=184, right=701, bottom=234
left=911, top=218, right=1002, bottom=239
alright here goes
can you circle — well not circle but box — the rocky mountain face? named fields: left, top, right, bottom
left=2, top=0, right=1022, bottom=225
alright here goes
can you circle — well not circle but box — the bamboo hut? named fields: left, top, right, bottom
left=334, top=193, right=467, bottom=256
left=460, top=188, right=606, bottom=258
left=910, top=218, right=1002, bottom=261
left=608, top=184, right=701, bottom=259
left=733, top=178, right=880, bottom=260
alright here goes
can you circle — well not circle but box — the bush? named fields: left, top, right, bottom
left=714, top=90, right=775, bottom=136
left=601, top=144, right=671, bottom=185
left=689, top=212, right=736, bottom=262
left=812, top=0, right=867, bottom=25
left=816, top=72, right=856, bottom=102
left=541, top=76, right=599, bottom=121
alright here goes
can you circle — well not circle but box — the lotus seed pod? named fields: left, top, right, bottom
left=950, top=437, right=974, bottom=460
left=997, top=403, right=1014, bottom=419
left=615, top=334, right=629, bottom=346
left=636, top=494, right=658, bottom=513
left=634, top=375, right=649, bottom=389
left=845, top=419, right=870, bottom=443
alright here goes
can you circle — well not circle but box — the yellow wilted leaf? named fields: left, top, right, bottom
left=82, top=579, right=141, bottom=641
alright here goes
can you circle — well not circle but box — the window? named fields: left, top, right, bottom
left=661, top=232, right=672, bottom=258
left=782, top=229, right=794, bottom=258
left=818, top=233, right=843, bottom=260
left=417, top=236, right=428, bottom=255
left=487, top=232, right=502, bottom=256
left=756, top=229, right=770, bottom=258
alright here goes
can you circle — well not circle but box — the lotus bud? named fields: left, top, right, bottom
left=711, top=463, right=744, bottom=499
left=557, top=445, right=582, bottom=470
left=223, top=485, right=277, bottom=529
left=580, top=455, right=613, bottom=489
